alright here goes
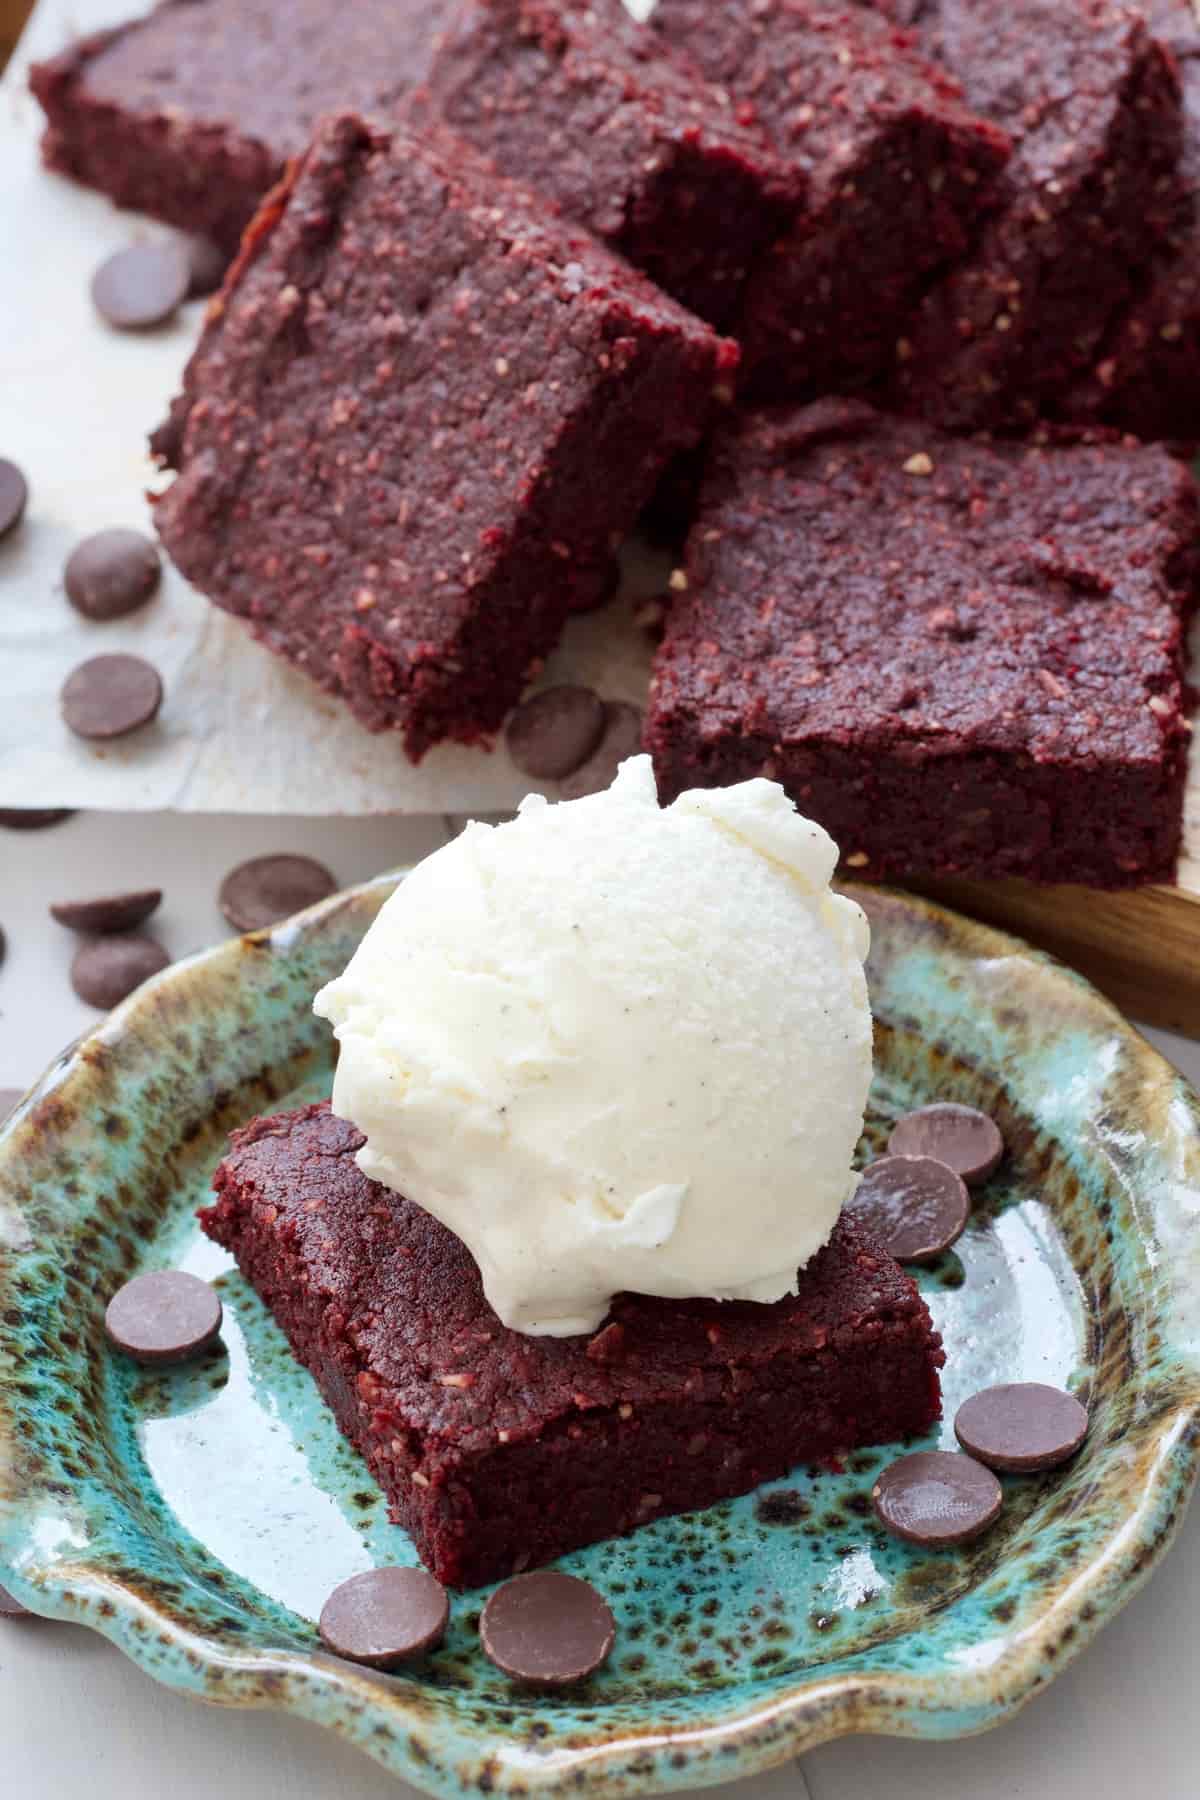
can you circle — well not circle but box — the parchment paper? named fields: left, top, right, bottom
left=0, top=0, right=661, bottom=814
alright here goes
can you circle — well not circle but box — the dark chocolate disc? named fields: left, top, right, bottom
left=848, top=1155, right=970, bottom=1262
left=0, top=809, right=74, bottom=830
left=91, top=242, right=189, bottom=330
left=105, top=1271, right=222, bottom=1365
left=872, top=1450, right=1002, bottom=1547
left=319, top=1566, right=449, bottom=1667
left=71, top=935, right=170, bottom=1009
left=64, top=529, right=161, bottom=621
left=480, top=1570, right=615, bottom=1687
left=51, top=889, right=162, bottom=934
left=955, top=1382, right=1089, bottom=1473
left=61, top=654, right=163, bottom=740
left=218, top=854, right=337, bottom=932
left=0, top=458, right=28, bottom=539
left=887, top=1103, right=1004, bottom=1185
left=558, top=702, right=644, bottom=800
left=506, top=685, right=606, bottom=780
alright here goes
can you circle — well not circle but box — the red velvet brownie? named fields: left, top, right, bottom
left=410, top=0, right=799, bottom=330
left=152, top=113, right=736, bottom=761
left=646, top=400, right=1199, bottom=889
left=1060, top=51, right=1200, bottom=443
left=201, top=1103, right=944, bottom=1589
left=884, top=0, right=1183, bottom=429
left=30, top=0, right=457, bottom=250
left=649, top=0, right=1010, bottom=399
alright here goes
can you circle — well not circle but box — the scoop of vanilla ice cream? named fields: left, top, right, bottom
left=314, top=756, right=872, bottom=1336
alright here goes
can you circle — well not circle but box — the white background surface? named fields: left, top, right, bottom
left=2, top=809, right=1200, bottom=1799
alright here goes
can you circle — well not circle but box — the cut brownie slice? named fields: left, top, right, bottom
left=650, top=0, right=1010, bottom=399
left=29, top=0, right=457, bottom=250
left=646, top=400, right=1199, bottom=889
left=1059, top=51, right=1200, bottom=444
left=410, top=0, right=799, bottom=329
left=152, top=113, right=736, bottom=761
left=884, top=0, right=1182, bottom=429
left=201, top=1102, right=944, bottom=1589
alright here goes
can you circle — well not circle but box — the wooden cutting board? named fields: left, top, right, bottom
left=907, top=776, right=1200, bottom=1037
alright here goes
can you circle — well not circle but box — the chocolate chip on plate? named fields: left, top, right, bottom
left=65, top=529, right=162, bottom=621
left=848, top=1155, right=970, bottom=1263
left=71, top=934, right=170, bottom=1009
left=319, top=1566, right=449, bottom=1668
left=0, top=457, right=28, bottom=539
left=218, top=854, right=338, bottom=932
left=955, top=1382, right=1089, bottom=1474
left=0, top=809, right=74, bottom=830
left=506, top=685, right=606, bottom=781
left=105, top=1270, right=222, bottom=1365
left=91, top=242, right=190, bottom=330
left=0, top=1089, right=22, bottom=1123
left=480, top=1570, right=615, bottom=1687
left=0, top=1582, right=28, bottom=1619
left=178, top=233, right=229, bottom=299
left=872, top=1450, right=1003, bottom=1548
left=887, top=1102, right=1004, bottom=1186
left=51, top=889, right=162, bottom=934
left=61, top=653, right=163, bottom=741
left=558, top=701, right=644, bottom=800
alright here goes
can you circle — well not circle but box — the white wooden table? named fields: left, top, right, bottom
left=2, top=810, right=1198, bottom=1799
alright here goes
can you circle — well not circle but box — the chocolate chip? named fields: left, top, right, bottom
left=65, top=529, right=162, bottom=621
left=178, top=233, right=229, bottom=298
left=558, top=701, right=644, bottom=800
left=91, top=242, right=189, bottom=330
left=51, top=889, right=162, bottom=934
left=0, top=809, right=74, bottom=830
left=0, top=1582, right=28, bottom=1618
left=0, top=458, right=28, bottom=539
left=105, top=1270, right=222, bottom=1364
left=0, top=1090, right=22, bottom=1123
left=61, top=653, right=163, bottom=740
left=480, top=1570, right=615, bottom=1687
left=218, top=854, right=338, bottom=932
left=847, top=1155, right=970, bottom=1263
left=887, top=1103, right=1004, bottom=1185
left=319, top=1567, right=449, bottom=1667
left=955, top=1382, right=1089, bottom=1473
left=71, top=934, right=170, bottom=1009
left=506, top=685, right=606, bottom=780
left=871, top=1450, right=1002, bottom=1547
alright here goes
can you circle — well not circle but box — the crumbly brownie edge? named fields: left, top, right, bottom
left=30, top=24, right=276, bottom=250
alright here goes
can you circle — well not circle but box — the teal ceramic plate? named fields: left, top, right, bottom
left=2, top=878, right=1200, bottom=1795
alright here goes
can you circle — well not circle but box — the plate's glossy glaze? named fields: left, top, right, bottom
left=2, top=878, right=1199, bottom=1796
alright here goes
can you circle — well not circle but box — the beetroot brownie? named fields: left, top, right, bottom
left=646, top=400, right=1199, bottom=889
left=410, top=0, right=799, bottom=330
left=650, top=0, right=1010, bottom=400
left=1059, top=52, right=1200, bottom=443
left=201, top=1103, right=944, bottom=1589
left=152, top=113, right=736, bottom=761
left=884, top=0, right=1183, bottom=429
left=30, top=0, right=457, bottom=250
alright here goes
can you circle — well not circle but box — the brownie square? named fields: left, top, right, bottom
left=650, top=0, right=1010, bottom=400
left=202, top=1103, right=944, bottom=1589
left=410, top=0, right=799, bottom=329
left=885, top=0, right=1183, bottom=429
left=30, top=0, right=457, bottom=250
left=646, top=400, right=1199, bottom=890
left=152, top=113, right=735, bottom=761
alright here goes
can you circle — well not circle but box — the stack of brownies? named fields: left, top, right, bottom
left=30, top=0, right=1200, bottom=887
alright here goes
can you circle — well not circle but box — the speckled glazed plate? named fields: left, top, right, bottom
left=2, top=877, right=1200, bottom=1796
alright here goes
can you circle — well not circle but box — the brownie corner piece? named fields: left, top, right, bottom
left=415, top=0, right=800, bottom=329
left=202, top=1100, right=943, bottom=1589
left=152, top=111, right=736, bottom=761
left=647, top=400, right=1197, bottom=889
left=651, top=0, right=1010, bottom=398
